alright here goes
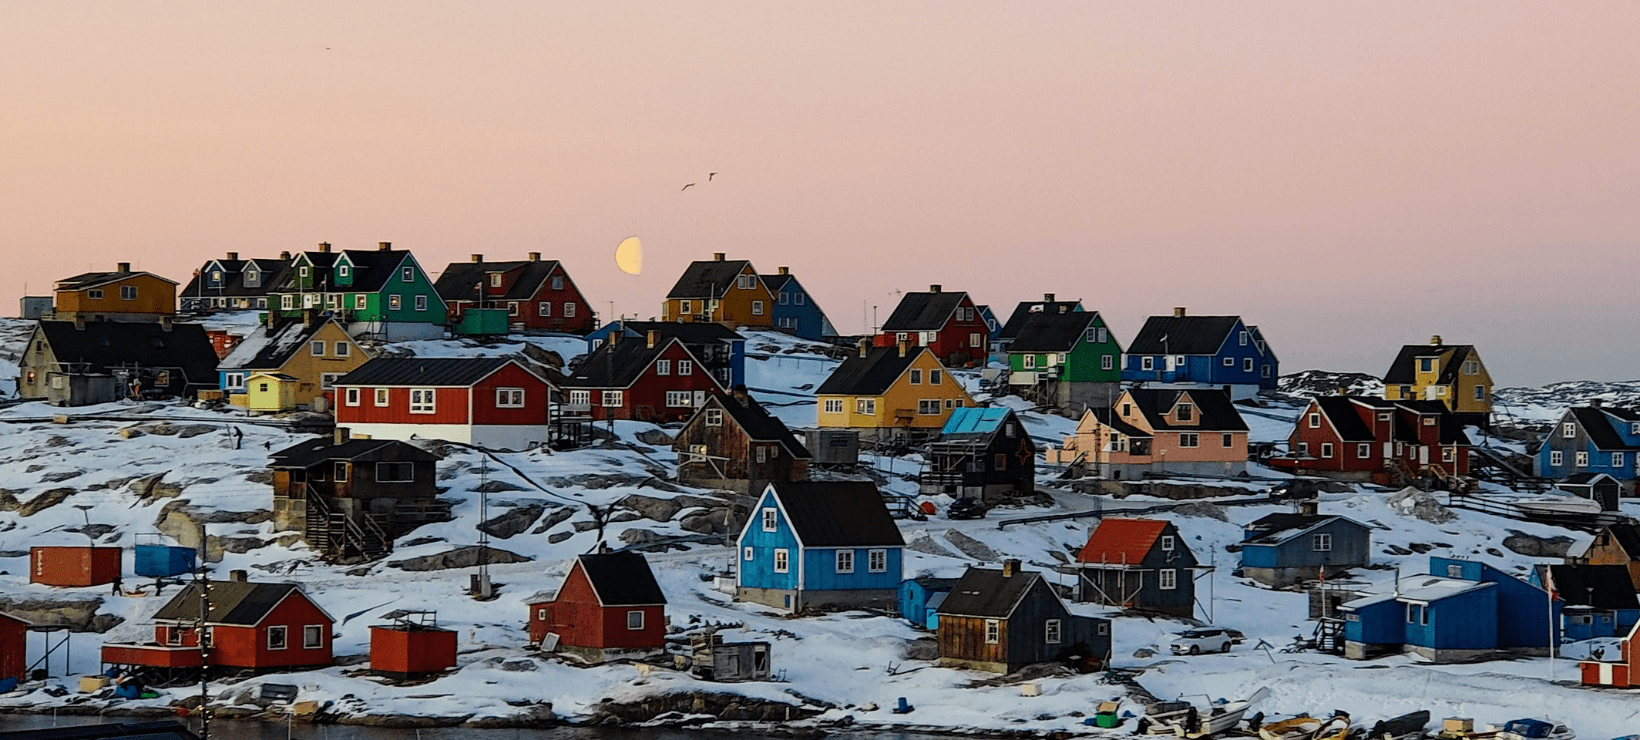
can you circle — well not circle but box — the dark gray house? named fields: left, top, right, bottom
left=936, top=559, right=1111, bottom=674
left=918, top=407, right=1036, bottom=501
left=1072, top=518, right=1197, bottom=618
left=16, top=319, right=220, bottom=405
left=1238, top=505, right=1372, bottom=588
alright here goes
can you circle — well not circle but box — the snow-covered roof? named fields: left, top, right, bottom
left=1341, top=576, right=1494, bottom=610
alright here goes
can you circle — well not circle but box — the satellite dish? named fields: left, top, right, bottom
left=615, top=236, right=643, bottom=275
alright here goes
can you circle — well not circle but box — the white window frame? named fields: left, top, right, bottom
left=705, top=408, right=723, bottom=427
left=868, top=548, right=887, bottom=573
left=1160, top=535, right=1175, bottom=551
left=1141, top=356, right=1154, bottom=371
left=751, top=300, right=764, bottom=316
left=665, top=390, right=693, bottom=408
left=374, top=388, right=390, bottom=406
left=655, top=359, right=671, bottom=376
left=1550, top=450, right=1563, bottom=466
left=1313, top=533, right=1332, bottom=552
left=627, top=610, right=645, bottom=631
left=303, top=624, right=324, bottom=649
left=1321, top=442, right=1334, bottom=458
left=310, top=340, right=326, bottom=357
left=774, top=548, right=789, bottom=574
left=1045, top=619, right=1062, bottom=644
left=1564, top=422, right=1577, bottom=438
left=985, top=619, right=1000, bottom=644
left=1577, top=450, right=1590, bottom=467
left=563, top=302, right=576, bottom=317
left=538, top=301, right=552, bottom=316
left=601, top=390, right=624, bottom=407
left=910, top=368, right=923, bottom=384
left=762, top=508, right=778, bottom=532
left=969, top=332, right=983, bottom=348
left=677, top=360, right=692, bottom=376
left=1022, top=355, right=1036, bottom=370
left=409, top=388, right=436, bottom=414
left=1616, top=452, right=1626, bottom=467
left=344, top=387, right=360, bottom=406
left=1308, top=412, right=1321, bottom=428
left=568, top=389, right=590, bottom=407
left=355, top=294, right=368, bottom=310
left=743, top=546, right=754, bottom=561
left=1357, top=443, right=1371, bottom=458
left=1159, top=569, right=1177, bottom=590
left=930, top=370, right=942, bottom=385
left=918, top=399, right=940, bottom=415
left=496, top=387, right=525, bottom=408
left=267, top=625, right=288, bottom=651
left=856, top=398, right=876, bottom=415
left=335, top=341, right=350, bottom=357
left=823, top=398, right=844, bottom=414
left=1243, top=357, right=1254, bottom=372
left=835, top=550, right=854, bottom=574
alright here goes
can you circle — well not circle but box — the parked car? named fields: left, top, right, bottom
left=1167, top=628, right=1233, bottom=655
left=947, top=497, right=987, bottom=520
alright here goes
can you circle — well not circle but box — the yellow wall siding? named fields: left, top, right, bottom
left=245, top=373, right=299, bottom=412
left=819, top=351, right=974, bottom=430
left=55, top=274, right=176, bottom=317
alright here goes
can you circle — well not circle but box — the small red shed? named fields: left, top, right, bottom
left=100, top=575, right=334, bottom=673
left=0, top=612, right=30, bottom=684
left=370, top=610, right=457, bottom=679
left=1582, top=618, right=1639, bottom=688
left=530, top=552, right=667, bottom=664
left=30, top=546, right=121, bottom=587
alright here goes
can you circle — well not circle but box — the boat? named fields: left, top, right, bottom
left=1139, top=687, right=1269, bottom=738
left=1259, top=715, right=1323, bottom=740
left=1486, top=490, right=1604, bottom=517
left=1429, top=717, right=1500, bottom=739
left=1313, top=712, right=1355, bottom=740
left=1495, top=719, right=1575, bottom=740
left=1366, top=711, right=1431, bottom=740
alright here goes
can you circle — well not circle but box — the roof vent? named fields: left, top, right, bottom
left=713, top=252, right=726, bottom=261
left=1174, top=307, right=1186, bottom=318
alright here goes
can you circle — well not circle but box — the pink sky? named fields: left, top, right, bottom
left=3, top=2, right=1636, bottom=386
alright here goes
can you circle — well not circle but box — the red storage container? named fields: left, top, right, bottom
left=30, top=546, right=121, bottom=587
left=370, top=624, right=457, bottom=679
left=0, top=612, right=27, bottom=683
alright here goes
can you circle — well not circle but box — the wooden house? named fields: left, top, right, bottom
left=369, top=610, right=456, bottom=679
left=936, top=560, right=1112, bottom=674
left=586, top=320, right=746, bottom=388
left=1072, top=519, right=1196, bottom=618
left=219, top=316, right=372, bottom=412
left=180, top=251, right=293, bottom=312
left=1275, top=395, right=1471, bottom=485
left=1582, top=618, right=1640, bottom=688
left=899, top=576, right=960, bottom=631
left=51, top=263, right=178, bottom=323
left=561, top=331, right=723, bottom=423
left=917, top=407, right=1035, bottom=501
left=1340, top=557, right=1556, bottom=662
left=874, top=285, right=989, bottom=367
left=101, top=574, right=335, bottom=674
left=0, top=612, right=27, bottom=685
left=673, top=389, right=811, bottom=494
left=1537, top=405, right=1640, bottom=489
left=1382, top=336, right=1492, bottom=426
left=1005, top=310, right=1122, bottom=413
left=735, top=481, right=904, bottom=612
left=761, top=266, right=837, bottom=341
left=1120, top=308, right=1277, bottom=400
left=30, top=546, right=122, bottom=587
left=528, top=552, right=668, bottom=663
left=661, top=253, right=775, bottom=329
left=334, top=357, right=553, bottom=451
left=1238, top=504, right=1373, bottom=588
left=268, top=242, right=447, bottom=341
left=1578, top=523, right=1640, bottom=590
left=1534, top=564, right=1639, bottom=642
left=993, top=293, right=1083, bottom=356
left=17, top=320, right=220, bottom=406
left=434, top=253, right=596, bottom=334
left=268, top=432, right=446, bottom=562
left=1047, top=388, right=1248, bottom=478
left=816, top=341, right=973, bottom=441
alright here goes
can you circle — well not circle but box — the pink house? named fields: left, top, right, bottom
left=1047, top=388, right=1248, bottom=479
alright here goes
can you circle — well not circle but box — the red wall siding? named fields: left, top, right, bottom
left=0, top=614, right=25, bottom=683
left=210, top=593, right=333, bottom=670
left=471, top=363, right=552, bottom=426
left=589, top=343, right=723, bottom=424
left=529, top=563, right=664, bottom=650
left=874, top=296, right=987, bottom=367
left=370, top=626, right=457, bottom=675
left=514, top=266, right=595, bottom=333
left=336, top=386, right=471, bottom=425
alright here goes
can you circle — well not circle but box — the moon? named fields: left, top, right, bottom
left=615, top=236, right=643, bottom=275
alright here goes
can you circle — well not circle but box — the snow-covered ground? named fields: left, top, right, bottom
left=0, top=323, right=1637, bottom=736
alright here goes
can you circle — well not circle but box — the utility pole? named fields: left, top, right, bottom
left=195, top=524, right=210, bottom=740
left=474, top=459, right=491, bottom=599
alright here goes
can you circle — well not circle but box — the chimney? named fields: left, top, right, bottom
left=1299, top=500, right=1319, bottom=517
left=929, top=284, right=941, bottom=293
left=647, top=330, right=659, bottom=349
left=608, top=330, right=620, bottom=345
left=471, top=253, right=484, bottom=263
left=303, top=308, right=317, bottom=328
left=1430, top=335, right=1443, bottom=346
left=229, top=569, right=248, bottom=583
left=897, top=340, right=908, bottom=357
left=732, top=384, right=750, bottom=407
left=226, top=252, right=238, bottom=261
left=1044, top=293, right=1055, bottom=302
left=116, top=262, right=131, bottom=273
left=318, top=242, right=332, bottom=253
left=778, top=266, right=790, bottom=275
left=159, top=316, right=174, bottom=332
left=279, top=251, right=291, bottom=260
left=1591, top=398, right=1604, bottom=408
left=1002, top=558, right=1021, bottom=577
left=713, top=252, right=726, bottom=261
left=378, top=241, right=391, bottom=251
left=335, top=427, right=351, bottom=445
left=73, top=314, right=86, bottom=331
left=1174, top=307, right=1186, bottom=318
left=528, top=252, right=541, bottom=262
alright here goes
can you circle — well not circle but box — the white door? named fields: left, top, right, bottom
left=1419, top=446, right=1429, bottom=465
left=693, top=391, right=706, bottom=407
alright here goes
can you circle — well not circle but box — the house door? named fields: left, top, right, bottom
left=1418, top=446, right=1429, bottom=465
left=753, top=646, right=769, bottom=676
left=694, top=390, right=706, bottom=408
left=725, top=653, right=739, bottom=678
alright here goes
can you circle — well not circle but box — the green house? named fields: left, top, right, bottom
left=270, top=242, right=447, bottom=341
left=1007, top=311, right=1123, bottom=413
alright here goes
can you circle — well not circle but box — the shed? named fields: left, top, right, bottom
left=1537, top=563, right=1640, bottom=642
left=689, top=632, right=770, bottom=682
left=133, top=537, right=196, bottom=579
left=1238, top=507, right=1373, bottom=588
left=805, top=429, right=859, bottom=466
left=936, top=559, right=1111, bottom=674
left=370, top=610, right=457, bottom=679
left=899, top=577, right=959, bottom=631
left=0, top=612, right=29, bottom=684
left=1582, top=618, right=1640, bottom=687
left=244, top=372, right=299, bottom=414
left=529, top=552, right=667, bottom=663
left=918, top=407, right=1036, bottom=502
left=30, top=547, right=121, bottom=588
left=1557, top=472, right=1623, bottom=512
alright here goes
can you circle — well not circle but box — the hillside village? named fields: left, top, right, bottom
left=3, top=247, right=1640, bottom=737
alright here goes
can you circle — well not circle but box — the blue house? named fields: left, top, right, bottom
left=898, top=576, right=959, bottom=630
left=735, top=481, right=904, bottom=613
left=1340, top=557, right=1558, bottom=662
left=1533, top=563, right=1640, bottom=642
left=1536, top=405, right=1640, bottom=486
left=585, top=320, right=746, bottom=388
left=760, top=267, right=836, bottom=341
left=1238, top=506, right=1372, bottom=588
left=1120, top=308, right=1278, bottom=400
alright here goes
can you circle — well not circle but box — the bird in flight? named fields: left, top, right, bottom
left=708, top=172, right=717, bottom=181
left=681, top=183, right=695, bottom=191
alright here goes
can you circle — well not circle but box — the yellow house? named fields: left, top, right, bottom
left=816, top=342, right=972, bottom=439
left=244, top=372, right=300, bottom=414
left=1382, top=336, right=1493, bottom=418
left=661, top=253, right=775, bottom=328
left=222, top=318, right=372, bottom=412
left=52, top=263, right=177, bottom=323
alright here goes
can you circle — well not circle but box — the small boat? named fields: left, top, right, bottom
left=1313, top=712, right=1355, bottom=740
left=1259, top=716, right=1323, bottom=740
left=1494, top=719, right=1575, bottom=740
left=1490, top=491, right=1604, bottom=517
left=1139, top=687, right=1269, bottom=738
left=1365, top=711, right=1431, bottom=740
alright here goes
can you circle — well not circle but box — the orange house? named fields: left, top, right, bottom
left=661, top=253, right=775, bottom=329
left=1047, top=388, right=1249, bottom=479
left=53, top=263, right=177, bottom=323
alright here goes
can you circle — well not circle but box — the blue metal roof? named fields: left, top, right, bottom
left=940, top=406, right=1011, bottom=435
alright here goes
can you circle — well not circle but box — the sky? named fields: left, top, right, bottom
left=2, top=2, right=1637, bottom=387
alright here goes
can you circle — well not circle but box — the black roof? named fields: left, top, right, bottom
left=36, top=321, right=219, bottom=384
left=1242, top=513, right=1366, bottom=544
left=1548, top=564, right=1639, bottom=609
left=151, top=581, right=325, bottom=627
left=1560, top=472, right=1618, bottom=487
left=766, top=482, right=904, bottom=547
left=700, top=394, right=811, bottom=458
left=1606, top=524, right=1640, bottom=558
left=577, top=552, right=667, bottom=606
left=220, top=319, right=328, bottom=371
left=335, top=357, right=515, bottom=387
left=1314, top=396, right=1376, bottom=442
left=880, top=291, right=968, bottom=332
left=565, top=336, right=706, bottom=390
left=55, top=271, right=177, bottom=291
left=612, top=321, right=743, bottom=345
left=269, top=437, right=440, bottom=469
left=1127, top=315, right=1241, bottom=355
left=1008, top=311, right=1100, bottom=353
left=1124, top=388, right=1248, bottom=432
left=761, top=273, right=796, bottom=292
left=936, top=566, right=1049, bottom=619
left=1088, top=407, right=1151, bottom=439
left=433, top=259, right=567, bottom=302
left=1570, top=407, right=1640, bottom=451
left=666, top=259, right=756, bottom=299
left=180, top=257, right=292, bottom=299
left=0, top=721, right=201, bottom=740
left=337, top=249, right=416, bottom=293
left=1382, top=343, right=1479, bottom=385
left=815, top=346, right=921, bottom=396
left=997, top=299, right=1083, bottom=341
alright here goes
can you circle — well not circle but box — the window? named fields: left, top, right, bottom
left=856, top=399, right=876, bottom=415
left=1297, top=442, right=1309, bottom=455
left=918, top=399, right=941, bottom=415
left=705, top=408, right=723, bottom=427
left=320, top=373, right=342, bottom=390
left=774, top=549, right=789, bottom=573
left=377, top=462, right=414, bottom=482
left=120, top=285, right=138, bottom=300
left=496, top=388, right=525, bottom=407
left=1632, top=423, right=1640, bottom=435
left=1357, top=443, right=1371, bottom=458
left=345, top=388, right=360, bottom=406
left=930, top=370, right=942, bottom=385
left=969, top=333, right=983, bottom=348
left=1443, top=447, right=1456, bottom=463
left=1313, top=533, right=1332, bottom=552
left=311, top=340, right=326, bottom=357
left=626, top=610, right=645, bottom=631
left=1464, top=360, right=1478, bottom=375
left=1176, top=404, right=1194, bottom=422
left=374, top=388, right=390, bottom=406
left=506, top=300, right=518, bottom=316
left=868, top=549, right=887, bottom=573
left=1564, top=422, right=1577, bottom=438
left=678, top=360, right=692, bottom=376
left=679, top=300, right=692, bottom=314
left=910, top=368, right=923, bottom=384
left=409, top=388, right=436, bottom=414
left=257, top=382, right=270, bottom=393
left=737, top=274, right=755, bottom=289
left=336, top=263, right=352, bottom=280
left=489, top=274, right=503, bottom=288
left=601, top=390, right=624, bottom=407
left=743, top=547, right=754, bottom=561
left=755, top=445, right=768, bottom=463
left=1418, top=358, right=1435, bottom=373
left=835, top=550, right=854, bottom=573
left=656, top=359, right=671, bottom=376
left=1223, top=357, right=1234, bottom=367
left=401, top=266, right=415, bottom=282
left=568, top=390, right=590, bottom=407
left=267, top=625, right=288, bottom=650
left=1141, top=356, right=1154, bottom=371
left=1616, top=452, right=1626, bottom=467
left=762, top=508, right=778, bottom=531
left=1321, top=443, right=1334, bottom=458
left=1101, top=355, right=1114, bottom=371
left=388, top=294, right=402, bottom=310
left=747, top=298, right=766, bottom=316
left=1446, top=564, right=1464, bottom=578
left=325, top=294, right=339, bottom=309
left=1222, top=433, right=1234, bottom=447
left=1045, top=619, right=1062, bottom=644
left=303, top=625, right=324, bottom=649
left=1550, top=450, right=1563, bottom=466
left=333, top=341, right=350, bottom=358
left=1159, top=569, right=1177, bottom=590
left=1179, top=433, right=1199, bottom=448
left=538, top=302, right=552, bottom=316
left=1022, top=355, right=1037, bottom=370
left=1160, top=535, right=1175, bottom=551
left=985, top=619, right=1000, bottom=644
left=665, top=391, right=693, bottom=408
left=549, top=275, right=564, bottom=291
left=563, top=303, right=575, bottom=317
left=225, top=373, right=246, bottom=391
left=1577, top=451, right=1589, bottom=467
left=795, top=293, right=804, bottom=305
left=823, top=398, right=844, bottom=414
left=1473, top=385, right=1485, bottom=401
left=1262, top=366, right=1271, bottom=378
left=281, top=295, right=295, bottom=310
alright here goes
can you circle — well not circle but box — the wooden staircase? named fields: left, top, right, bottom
left=305, top=495, right=391, bottom=562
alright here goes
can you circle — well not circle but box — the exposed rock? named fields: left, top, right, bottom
left=619, top=528, right=661, bottom=545
left=19, top=487, right=76, bottom=516
left=1408, top=543, right=1435, bottom=554
left=531, top=507, right=574, bottom=534
left=85, top=476, right=136, bottom=491
left=0, top=490, right=18, bottom=513
left=0, top=597, right=121, bottom=633
left=608, top=511, right=642, bottom=524
left=1384, top=545, right=1413, bottom=556
left=903, top=637, right=938, bottom=661
left=547, top=532, right=574, bottom=544
left=388, top=546, right=532, bottom=571
left=1133, top=648, right=1156, bottom=658
left=129, top=473, right=184, bottom=501
left=943, top=531, right=1002, bottom=562
left=135, top=422, right=217, bottom=438
left=571, top=520, right=600, bottom=532
left=590, top=693, right=824, bottom=725
left=617, top=494, right=683, bottom=522
left=67, top=524, right=117, bottom=541
left=634, top=429, right=674, bottom=446
left=1047, top=549, right=1070, bottom=563
left=401, top=536, right=444, bottom=548
left=479, top=504, right=545, bottom=540
left=905, top=533, right=960, bottom=558
left=45, top=435, right=73, bottom=448
left=219, top=536, right=273, bottom=554
left=1503, top=531, right=1576, bottom=558
left=540, top=473, right=682, bottom=492
left=1170, top=501, right=1229, bottom=521
left=680, top=513, right=724, bottom=535
left=154, top=501, right=276, bottom=562
left=464, top=702, right=556, bottom=728
left=499, top=659, right=539, bottom=672
left=242, top=469, right=274, bottom=484
left=476, top=480, right=529, bottom=493
left=40, top=470, right=83, bottom=483
left=1385, top=486, right=1456, bottom=524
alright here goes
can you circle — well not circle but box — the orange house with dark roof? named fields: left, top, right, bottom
left=52, top=263, right=177, bottom=323
left=1071, top=518, right=1197, bottom=617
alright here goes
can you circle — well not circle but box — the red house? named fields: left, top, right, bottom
left=0, top=612, right=28, bottom=684
left=370, top=610, right=457, bottom=680
left=100, top=576, right=334, bottom=675
left=561, top=331, right=723, bottom=423
left=334, top=357, right=554, bottom=451
left=529, top=552, right=667, bottom=664
left=434, top=253, right=596, bottom=334
left=1274, top=395, right=1471, bottom=485
left=875, top=285, right=989, bottom=367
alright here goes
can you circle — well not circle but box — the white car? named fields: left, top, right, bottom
left=1167, top=628, right=1233, bottom=655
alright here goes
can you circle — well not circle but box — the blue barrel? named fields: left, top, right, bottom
left=133, top=544, right=196, bottom=578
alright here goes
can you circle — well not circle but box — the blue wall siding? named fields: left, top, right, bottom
left=770, top=280, right=829, bottom=341
left=1119, top=318, right=1276, bottom=389
left=1241, top=520, right=1371, bottom=570
left=802, top=547, right=903, bottom=592
left=1429, top=557, right=1559, bottom=648
left=1345, top=599, right=1403, bottom=644
left=737, top=491, right=801, bottom=591
left=1419, top=588, right=1498, bottom=649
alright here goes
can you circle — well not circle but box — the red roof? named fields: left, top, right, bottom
left=1077, top=519, right=1169, bottom=564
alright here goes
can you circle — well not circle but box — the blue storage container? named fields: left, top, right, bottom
left=133, top=544, right=195, bottom=578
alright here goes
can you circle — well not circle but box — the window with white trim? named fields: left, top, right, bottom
left=930, top=370, right=942, bottom=385
left=655, top=359, right=671, bottom=376
left=1223, top=357, right=1233, bottom=367
left=774, top=548, right=789, bottom=573
left=1616, top=452, right=1626, bottom=467
left=1550, top=450, right=1564, bottom=466
left=1308, top=413, right=1321, bottom=428
left=355, top=294, right=368, bottom=310
left=751, top=300, right=764, bottom=316
left=679, top=299, right=692, bottom=314
left=1577, top=451, right=1589, bottom=467
left=538, top=301, right=552, bottom=316
left=1244, top=357, right=1253, bottom=372
left=267, top=625, right=288, bottom=650
left=627, top=610, right=645, bottom=631
left=311, top=340, right=326, bottom=357
left=335, top=341, right=350, bottom=357
left=345, top=388, right=360, bottom=406
left=601, top=390, right=624, bottom=407
left=1101, top=354, right=1114, bottom=371
left=762, top=508, right=778, bottom=531
left=321, top=373, right=342, bottom=390
left=1358, top=443, right=1371, bottom=458
left=665, top=391, right=693, bottom=408
left=568, top=390, right=590, bottom=407
left=823, top=398, right=844, bottom=414
left=835, top=550, right=854, bottom=574
left=1160, top=535, right=1175, bottom=551
left=856, top=399, right=876, bottom=415
left=969, top=333, right=983, bottom=348
left=409, top=388, right=436, bottom=414
left=508, top=301, right=518, bottom=316
left=755, top=445, right=767, bottom=463
left=1022, top=355, right=1036, bottom=370
left=1179, top=433, right=1199, bottom=448
left=1141, top=356, right=1154, bottom=371
left=677, top=360, right=692, bottom=376
left=1159, top=569, right=1177, bottom=590
left=868, top=549, right=887, bottom=572
left=303, top=625, right=324, bottom=649
left=563, top=303, right=575, bottom=317
left=743, top=546, right=754, bottom=561
left=1564, top=422, right=1578, bottom=438
left=910, top=368, right=923, bottom=384
left=985, top=619, right=1000, bottom=644
left=496, top=388, right=525, bottom=407
left=374, top=388, right=389, bottom=406
left=1045, top=619, right=1061, bottom=644
left=120, top=285, right=138, bottom=300
left=1313, top=533, right=1332, bottom=552
left=705, top=408, right=723, bottom=427
left=1321, top=442, right=1334, bottom=458
left=918, top=399, right=940, bottom=415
